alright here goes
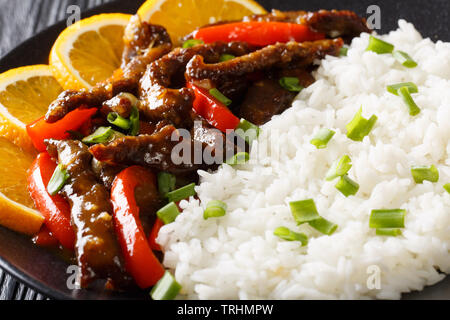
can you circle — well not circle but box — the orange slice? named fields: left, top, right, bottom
left=49, top=13, right=131, bottom=90
left=0, top=65, right=63, bottom=152
left=137, top=0, right=267, bottom=45
left=0, top=137, right=43, bottom=235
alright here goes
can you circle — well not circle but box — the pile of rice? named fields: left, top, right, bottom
left=158, top=20, right=450, bottom=299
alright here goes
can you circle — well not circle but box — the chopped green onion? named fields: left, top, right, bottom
left=387, top=82, right=418, bottom=96
left=157, top=172, right=176, bottom=196
left=308, top=217, right=338, bottom=235
left=273, top=227, right=308, bottom=245
left=398, top=86, right=421, bottom=116
left=325, top=155, right=352, bottom=181
left=289, top=199, right=320, bottom=224
left=310, top=128, right=335, bottom=149
left=393, top=50, right=417, bottom=68
left=166, top=183, right=196, bottom=203
left=411, top=165, right=439, bottom=183
left=225, top=152, right=249, bottom=166
left=47, top=164, right=70, bottom=196
left=129, top=106, right=140, bottom=136
left=107, top=112, right=131, bottom=130
left=369, top=209, right=406, bottom=229
left=156, top=202, right=180, bottom=224
left=335, top=175, right=359, bottom=197
left=150, top=271, right=182, bottom=300
left=346, top=107, right=377, bottom=141
left=375, top=228, right=403, bottom=236
left=219, top=54, right=235, bottom=62
left=279, top=77, right=304, bottom=92
left=235, top=119, right=260, bottom=145
left=209, top=88, right=232, bottom=106
left=203, top=200, right=227, bottom=220
left=182, top=39, right=204, bottom=48
left=339, top=47, right=348, bottom=57
left=82, top=127, right=113, bottom=144
left=366, top=36, right=394, bottom=54
left=444, top=183, right=450, bottom=194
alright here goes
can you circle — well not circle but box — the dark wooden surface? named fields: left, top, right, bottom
left=0, top=0, right=114, bottom=300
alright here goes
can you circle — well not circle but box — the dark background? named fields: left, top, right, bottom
left=0, top=0, right=448, bottom=300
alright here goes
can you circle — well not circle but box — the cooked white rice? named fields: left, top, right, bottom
left=157, top=20, right=450, bottom=299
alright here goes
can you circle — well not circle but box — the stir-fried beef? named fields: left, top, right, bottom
left=38, top=9, right=370, bottom=289
left=45, top=17, right=172, bottom=123
left=245, top=9, right=371, bottom=42
left=46, top=139, right=131, bottom=289
left=138, top=41, right=254, bottom=127
left=91, top=158, right=126, bottom=190
left=89, top=125, right=199, bottom=173
left=121, top=15, right=171, bottom=67
left=185, top=39, right=343, bottom=83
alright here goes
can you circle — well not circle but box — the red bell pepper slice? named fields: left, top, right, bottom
left=27, top=153, right=75, bottom=250
left=26, top=107, right=97, bottom=152
left=148, top=218, right=164, bottom=251
left=188, top=83, right=240, bottom=132
left=33, top=225, right=59, bottom=247
left=193, top=21, right=325, bottom=47
left=111, top=166, right=165, bottom=288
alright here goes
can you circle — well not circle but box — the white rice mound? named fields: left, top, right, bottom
left=158, top=20, right=450, bottom=299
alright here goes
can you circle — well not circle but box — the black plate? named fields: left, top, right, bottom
left=0, top=0, right=449, bottom=300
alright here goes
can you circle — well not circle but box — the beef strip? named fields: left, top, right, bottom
left=91, top=158, right=126, bottom=190
left=121, top=15, right=171, bottom=67
left=89, top=125, right=199, bottom=173
left=45, top=16, right=172, bottom=123
left=89, top=114, right=239, bottom=172
left=46, top=139, right=131, bottom=289
left=138, top=41, right=254, bottom=127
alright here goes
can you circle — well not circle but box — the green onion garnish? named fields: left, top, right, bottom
left=182, top=39, right=204, bottom=48
left=325, top=155, right=352, bottom=181
left=339, top=47, right=348, bottom=56
left=225, top=152, right=249, bottom=166
left=47, top=164, right=70, bottom=196
left=289, top=199, right=320, bottom=224
left=166, top=183, right=196, bottom=203
left=129, top=106, right=140, bottom=136
left=235, top=119, right=260, bottom=145
left=219, top=54, right=235, bottom=62
left=82, top=127, right=113, bottom=144
left=107, top=112, right=131, bottom=130
left=387, top=82, right=418, bottom=96
left=279, top=77, right=304, bottom=92
left=310, top=128, right=335, bottom=149
left=393, top=50, right=418, bottom=68
left=308, top=217, right=338, bottom=236
left=398, top=86, right=421, bottom=116
left=366, top=36, right=394, bottom=54
left=411, top=165, right=439, bottom=184
left=444, top=183, right=450, bottom=194
left=369, top=209, right=406, bottom=229
left=209, top=88, right=232, bottom=106
left=157, top=172, right=176, bottom=196
left=375, top=228, right=403, bottom=236
left=290, top=199, right=338, bottom=235
left=273, top=227, right=308, bottom=245
left=150, top=271, right=182, bottom=300
left=335, top=175, right=359, bottom=197
left=156, top=202, right=180, bottom=224
left=203, top=200, right=227, bottom=220
left=346, top=107, right=377, bottom=142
